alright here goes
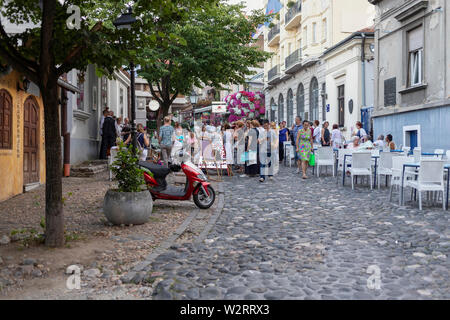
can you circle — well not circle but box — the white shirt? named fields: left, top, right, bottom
left=331, top=129, right=343, bottom=148
left=373, top=139, right=386, bottom=148
left=355, top=128, right=367, bottom=141
left=313, top=126, right=321, bottom=144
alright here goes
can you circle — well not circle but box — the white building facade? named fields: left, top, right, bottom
left=264, top=0, right=375, bottom=131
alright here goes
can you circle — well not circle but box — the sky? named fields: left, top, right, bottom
left=227, top=0, right=265, bottom=13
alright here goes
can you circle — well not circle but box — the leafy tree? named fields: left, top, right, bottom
left=0, top=0, right=203, bottom=247
left=138, top=2, right=272, bottom=124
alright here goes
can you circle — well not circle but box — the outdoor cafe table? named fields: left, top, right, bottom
left=342, top=152, right=380, bottom=187
left=400, top=162, right=450, bottom=209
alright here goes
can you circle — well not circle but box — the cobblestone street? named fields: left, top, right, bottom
left=147, top=165, right=450, bottom=300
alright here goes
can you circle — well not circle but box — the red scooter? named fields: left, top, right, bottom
left=139, top=151, right=215, bottom=209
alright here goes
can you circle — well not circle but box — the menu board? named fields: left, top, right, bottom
left=384, top=77, right=396, bottom=106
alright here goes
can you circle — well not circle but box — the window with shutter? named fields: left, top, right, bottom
left=407, top=26, right=423, bottom=87
left=0, top=89, right=12, bottom=149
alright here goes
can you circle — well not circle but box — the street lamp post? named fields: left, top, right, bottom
left=113, top=7, right=138, bottom=153
left=189, top=89, right=199, bottom=130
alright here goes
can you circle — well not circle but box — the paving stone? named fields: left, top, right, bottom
left=134, top=166, right=450, bottom=300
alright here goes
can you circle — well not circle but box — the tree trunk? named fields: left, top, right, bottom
left=41, top=78, right=64, bottom=247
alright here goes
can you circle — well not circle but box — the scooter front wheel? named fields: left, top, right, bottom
left=193, top=185, right=215, bottom=209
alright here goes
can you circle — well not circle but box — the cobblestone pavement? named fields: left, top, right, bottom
left=147, top=165, right=449, bottom=300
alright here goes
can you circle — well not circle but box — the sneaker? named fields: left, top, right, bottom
left=240, top=174, right=247, bottom=178
left=269, top=176, right=274, bottom=180
left=259, top=178, right=265, bottom=182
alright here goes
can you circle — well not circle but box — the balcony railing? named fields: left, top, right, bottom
left=268, top=23, right=280, bottom=43
left=285, top=1, right=302, bottom=25
left=268, top=65, right=280, bottom=82
left=285, top=49, right=301, bottom=70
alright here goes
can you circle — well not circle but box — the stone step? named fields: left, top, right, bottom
left=71, top=160, right=109, bottom=177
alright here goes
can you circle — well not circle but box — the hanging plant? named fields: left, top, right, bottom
left=225, top=91, right=266, bottom=122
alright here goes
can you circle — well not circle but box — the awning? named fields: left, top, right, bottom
left=194, top=106, right=212, bottom=114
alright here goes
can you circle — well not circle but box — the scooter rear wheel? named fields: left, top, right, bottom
left=193, top=185, right=215, bottom=209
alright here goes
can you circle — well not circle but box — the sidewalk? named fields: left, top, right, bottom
left=0, top=171, right=206, bottom=299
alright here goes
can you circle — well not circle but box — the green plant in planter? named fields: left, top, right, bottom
left=111, top=141, right=146, bottom=192
left=287, top=1, right=296, bottom=9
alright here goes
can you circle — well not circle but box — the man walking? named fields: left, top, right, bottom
left=159, top=116, right=175, bottom=166
left=291, top=116, right=303, bottom=174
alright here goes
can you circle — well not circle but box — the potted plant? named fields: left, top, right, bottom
left=103, top=142, right=153, bottom=225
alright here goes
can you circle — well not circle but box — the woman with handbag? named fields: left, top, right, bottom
left=244, top=120, right=260, bottom=177
left=296, top=120, right=314, bottom=179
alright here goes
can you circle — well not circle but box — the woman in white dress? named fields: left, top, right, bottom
left=270, top=122, right=279, bottom=175
left=331, top=124, right=343, bottom=149
left=223, top=124, right=233, bottom=175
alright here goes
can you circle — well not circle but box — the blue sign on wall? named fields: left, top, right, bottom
left=326, top=104, right=330, bottom=112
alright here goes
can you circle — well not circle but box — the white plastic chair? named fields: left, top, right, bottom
left=336, top=148, right=353, bottom=184
left=349, top=152, right=372, bottom=190
left=402, top=146, right=410, bottom=155
left=389, top=156, right=415, bottom=203
left=109, top=146, right=119, bottom=181
left=434, top=149, right=445, bottom=159
left=405, top=159, right=446, bottom=210
left=284, top=142, right=294, bottom=167
left=413, top=147, right=422, bottom=163
left=316, top=147, right=335, bottom=177
left=377, top=152, right=395, bottom=189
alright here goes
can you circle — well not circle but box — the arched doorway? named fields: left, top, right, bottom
left=310, top=77, right=319, bottom=121
left=287, top=89, right=293, bottom=127
left=278, top=93, right=284, bottom=123
left=0, top=89, right=12, bottom=149
left=23, top=96, right=39, bottom=185
left=296, top=83, right=304, bottom=121
left=270, top=97, right=276, bottom=122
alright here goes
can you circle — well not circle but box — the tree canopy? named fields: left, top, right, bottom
left=138, top=1, right=272, bottom=117
left=0, top=0, right=224, bottom=247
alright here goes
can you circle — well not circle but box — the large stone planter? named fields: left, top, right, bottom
left=103, top=189, right=153, bottom=226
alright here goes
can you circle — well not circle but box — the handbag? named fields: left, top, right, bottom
left=309, top=153, right=315, bottom=166
left=248, top=150, right=257, bottom=162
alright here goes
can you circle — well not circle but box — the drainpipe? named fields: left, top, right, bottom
left=60, top=88, right=70, bottom=177
left=361, top=33, right=367, bottom=108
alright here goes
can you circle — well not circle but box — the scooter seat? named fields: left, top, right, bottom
left=138, top=161, right=170, bottom=178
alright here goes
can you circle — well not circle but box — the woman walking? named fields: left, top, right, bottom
left=200, top=125, right=210, bottom=158
left=259, top=121, right=272, bottom=182
left=245, top=120, right=260, bottom=177
left=296, top=120, right=314, bottom=179
left=223, top=123, right=234, bottom=175
left=321, top=121, right=331, bottom=146
left=278, top=121, right=289, bottom=163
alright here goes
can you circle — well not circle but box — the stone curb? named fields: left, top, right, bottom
left=194, top=182, right=225, bottom=244
left=122, top=182, right=224, bottom=284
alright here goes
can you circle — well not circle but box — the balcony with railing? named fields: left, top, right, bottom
left=285, top=1, right=302, bottom=30
left=285, top=49, right=302, bottom=74
left=267, top=65, right=280, bottom=85
left=267, top=23, right=280, bottom=46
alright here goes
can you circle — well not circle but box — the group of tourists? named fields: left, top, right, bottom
left=100, top=107, right=397, bottom=183
left=99, top=107, right=152, bottom=161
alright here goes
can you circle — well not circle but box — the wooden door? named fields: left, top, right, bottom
left=23, top=97, right=39, bottom=184
left=0, top=90, right=12, bottom=149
